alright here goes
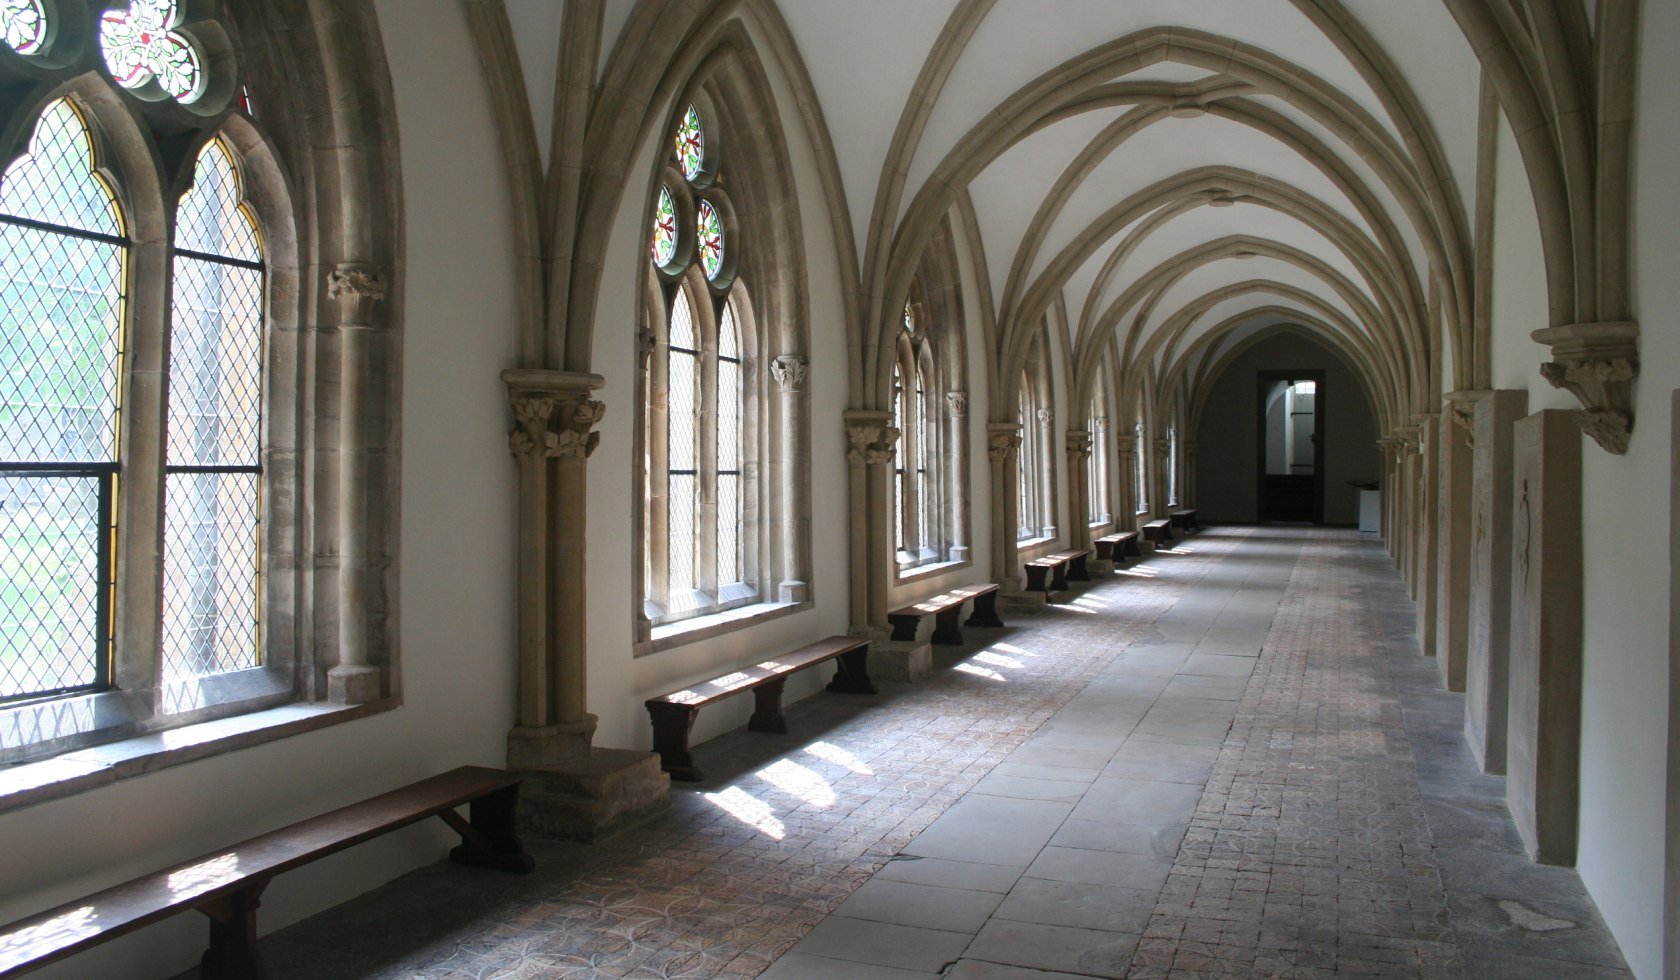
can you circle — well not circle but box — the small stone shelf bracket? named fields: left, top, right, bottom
left=1532, top=321, right=1639, bottom=454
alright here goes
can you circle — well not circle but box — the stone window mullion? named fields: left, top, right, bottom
left=698, top=322, right=720, bottom=601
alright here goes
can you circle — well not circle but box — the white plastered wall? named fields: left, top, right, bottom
left=0, top=2, right=524, bottom=977
left=1571, top=10, right=1680, bottom=976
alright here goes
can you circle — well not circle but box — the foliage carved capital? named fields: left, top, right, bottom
left=1532, top=321, right=1638, bottom=454
left=771, top=355, right=808, bottom=392
left=329, top=264, right=387, bottom=325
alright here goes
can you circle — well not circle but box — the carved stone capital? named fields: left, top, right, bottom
left=844, top=410, right=894, bottom=467
left=866, top=425, right=901, bottom=466
left=1444, top=390, right=1488, bottom=447
left=986, top=422, right=1023, bottom=464
left=502, top=369, right=607, bottom=462
left=1114, top=434, right=1137, bottom=455
left=1532, top=321, right=1638, bottom=454
left=1152, top=436, right=1170, bottom=460
left=770, top=355, right=808, bottom=392
left=1091, top=416, right=1108, bottom=434
left=637, top=327, right=657, bottom=368
left=1390, top=426, right=1422, bottom=456
left=946, top=391, right=969, bottom=419
left=1065, top=429, right=1092, bottom=460
left=329, top=264, right=387, bottom=324
left=1036, top=408, right=1053, bottom=427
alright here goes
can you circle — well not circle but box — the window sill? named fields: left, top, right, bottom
left=894, top=555, right=971, bottom=585
left=0, top=698, right=394, bottom=816
left=641, top=599, right=812, bottom=656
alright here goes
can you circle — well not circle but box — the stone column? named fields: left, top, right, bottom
left=500, top=368, right=668, bottom=841
left=1115, top=432, right=1138, bottom=530
left=1414, top=415, right=1440, bottom=658
left=987, top=422, right=1023, bottom=591
left=1036, top=409, right=1057, bottom=539
left=844, top=410, right=894, bottom=636
left=1152, top=436, right=1170, bottom=519
left=1065, top=429, right=1093, bottom=552
left=327, top=265, right=386, bottom=705
left=771, top=356, right=808, bottom=602
left=1506, top=409, right=1583, bottom=865
left=1465, top=388, right=1527, bottom=772
left=1436, top=391, right=1485, bottom=692
left=503, top=369, right=605, bottom=761
left=1183, top=440, right=1197, bottom=508
left=946, top=392, right=970, bottom=563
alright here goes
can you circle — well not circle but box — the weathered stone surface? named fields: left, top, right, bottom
left=1436, top=392, right=1483, bottom=693
left=870, top=641, right=934, bottom=683
left=517, top=748, right=670, bottom=843
left=1505, top=410, right=1583, bottom=866
left=1465, top=389, right=1527, bottom=773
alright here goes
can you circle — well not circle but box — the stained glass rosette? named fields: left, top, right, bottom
left=101, top=0, right=204, bottom=103
left=697, top=200, right=723, bottom=281
left=0, top=0, right=45, bottom=56
left=675, top=105, right=704, bottom=182
left=651, top=186, right=677, bottom=268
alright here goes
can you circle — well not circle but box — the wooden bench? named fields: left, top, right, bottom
left=1170, top=508, right=1200, bottom=533
left=1142, top=518, right=1175, bottom=547
left=0, top=766, right=532, bottom=979
left=1095, top=531, right=1140, bottom=563
left=887, top=583, right=1003, bottom=645
left=1023, top=549, right=1091, bottom=598
left=646, top=636, right=875, bottom=781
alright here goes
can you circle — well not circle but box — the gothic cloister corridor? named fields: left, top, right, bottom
left=251, top=527, right=1628, bottom=979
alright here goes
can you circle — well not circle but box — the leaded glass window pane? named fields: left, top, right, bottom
left=893, top=362, right=905, bottom=555
left=161, top=139, right=263, bottom=680
left=0, top=100, right=125, bottom=701
left=1, top=0, right=45, bottom=56
left=651, top=186, right=677, bottom=268
left=916, top=367, right=930, bottom=553
left=101, top=0, right=204, bottom=104
left=666, top=292, right=699, bottom=600
left=675, top=104, right=704, bottom=182
left=717, top=305, right=741, bottom=585
left=697, top=200, right=723, bottom=281
left=0, top=475, right=104, bottom=700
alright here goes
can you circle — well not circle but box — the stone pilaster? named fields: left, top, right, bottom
left=1065, top=429, right=1093, bottom=552
left=1115, top=432, right=1138, bottom=530
left=1414, top=414, right=1441, bottom=659
left=1436, top=391, right=1485, bottom=692
left=987, top=422, right=1023, bottom=593
left=1465, top=389, right=1528, bottom=773
left=771, top=356, right=809, bottom=602
left=502, top=367, right=668, bottom=841
left=844, top=410, right=895, bottom=637
left=327, top=264, right=386, bottom=705
left=946, top=391, right=970, bottom=563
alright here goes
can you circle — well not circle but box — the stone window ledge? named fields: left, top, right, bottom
left=642, top=599, right=812, bottom=656
left=0, top=700, right=393, bottom=816
left=893, top=556, right=972, bottom=585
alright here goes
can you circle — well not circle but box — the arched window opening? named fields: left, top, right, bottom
left=643, top=102, right=756, bottom=628
left=1134, top=418, right=1148, bottom=515
left=1167, top=426, right=1179, bottom=508
left=1089, top=405, right=1109, bottom=526
left=893, top=300, right=942, bottom=569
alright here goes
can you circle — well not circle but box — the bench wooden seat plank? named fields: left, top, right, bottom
left=1023, top=549, right=1091, bottom=597
left=0, top=766, right=531, bottom=979
left=647, top=636, right=874, bottom=782
left=1094, top=531, right=1140, bottom=563
left=1142, top=518, right=1175, bottom=546
left=887, top=583, right=1003, bottom=644
left=1170, top=509, right=1200, bottom=532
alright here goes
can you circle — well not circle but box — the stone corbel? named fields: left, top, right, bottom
left=1065, top=430, right=1092, bottom=460
left=986, top=425, right=1022, bottom=463
left=770, top=354, right=808, bottom=392
left=1152, top=436, right=1170, bottom=460
left=846, top=419, right=884, bottom=467
left=868, top=426, right=901, bottom=466
left=1444, top=390, right=1487, bottom=449
left=1392, top=426, right=1422, bottom=456
left=1532, top=321, right=1638, bottom=454
left=946, top=391, right=968, bottom=419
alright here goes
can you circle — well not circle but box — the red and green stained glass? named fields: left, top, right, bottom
left=697, top=200, right=723, bottom=281
left=651, top=186, right=677, bottom=267
left=675, top=105, right=704, bottom=182
left=0, top=0, right=45, bottom=55
left=101, top=0, right=204, bottom=104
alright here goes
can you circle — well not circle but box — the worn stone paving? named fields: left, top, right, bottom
left=255, top=527, right=1633, bottom=979
left=254, top=533, right=1242, bottom=978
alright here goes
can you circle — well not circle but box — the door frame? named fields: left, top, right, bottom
left=1255, top=369, right=1327, bottom=523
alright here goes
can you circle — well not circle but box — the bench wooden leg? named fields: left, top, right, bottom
left=1095, top=542, right=1114, bottom=562
left=199, top=884, right=266, bottom=980
left=445, top=784, right=535, bottom=873
left=749, top=677, right=789, bottom=734
left=827, top=645, right=877, bottom=694
left=1050, top=562, right=1071, bottom=591
left=887, top=612, right=921, bottom=642
left=965, top=591, right=1004, bottom=628
left=931, top=607, right=964, bottom=645
left=1068, top=554, right=1091, bottom=581
left=1024, top=565, right=1050, bottom=594
left=646, top=701, right=704, bottom=781
left=1124, top=538, right=1141, bottom=558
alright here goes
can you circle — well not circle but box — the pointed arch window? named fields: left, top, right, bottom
left=643, top=103, right=755, bottom=627
left=1134, top=418, right=1148, bottom=515
left=894, top=299, right=946, bottom=569
left=1089, top=406, right=1109, bottom=526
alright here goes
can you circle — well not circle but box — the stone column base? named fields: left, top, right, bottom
left=1088, top=559, right=1114, bottom=577
left=999, top=590, right=1048, bottom=614
left=869, top=640, right=933, bottom=682
left=516, top=748, right=671, bottom=843
left=327, top=664, right=381, bottom=704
